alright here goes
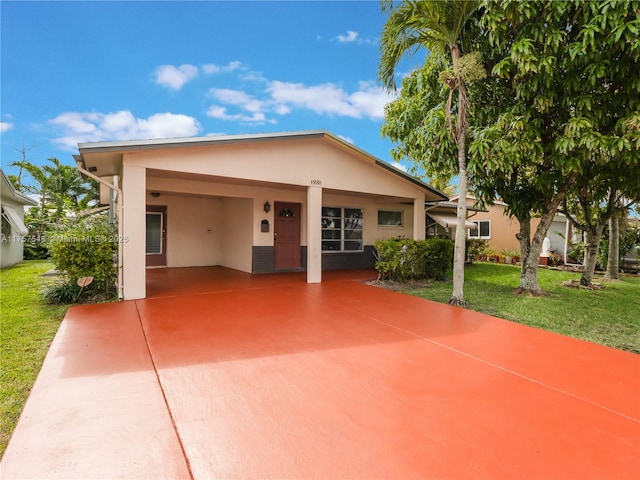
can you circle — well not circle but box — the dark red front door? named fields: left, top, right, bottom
left=146, top=205, right=167, bottom=267
left=274, top=202, right=301, bottom=270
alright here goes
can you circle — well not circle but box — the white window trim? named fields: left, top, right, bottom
left=469, top=220, right=491, bottom=239
left=321, top=206, right=364, bottom=253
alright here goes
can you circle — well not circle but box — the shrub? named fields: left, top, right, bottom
left=23, top=207, right=55, bottom=260
left=466, top=239, right=488, bottom=263
left=47, top=215, right=117, bottom=294
left=44, top=281, right=83, bottom=304
left=374, top=237, right=454, bottom=281
left=424, top=238, right=455, bottom=280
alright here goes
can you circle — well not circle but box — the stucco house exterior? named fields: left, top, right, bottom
left=74, top=131, right=447, bottom=300
left=452, top=195, right=580, bottom=262
left=1, top=169, right=38, bottom=268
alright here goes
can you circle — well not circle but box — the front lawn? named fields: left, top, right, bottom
left=0, top=261, right=68, bottom=458
left=406, top=263, right=640, bottom=353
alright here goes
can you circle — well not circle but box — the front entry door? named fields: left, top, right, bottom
left=274, top=202, right=301, bottom=270
left=146, top=205, right=167, bottom=267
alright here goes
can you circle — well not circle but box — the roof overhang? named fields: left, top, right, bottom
left=75, top=130, right=448, bottom=201
left=0, top=170, right=38, bottom=206
left=427, top=212, right=476, bottom=229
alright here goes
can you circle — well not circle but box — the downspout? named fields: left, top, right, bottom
left=75, top=159, right=124, bottom=300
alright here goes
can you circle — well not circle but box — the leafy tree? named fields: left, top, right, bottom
left=379, top=0, right=484, bottom=306
left=380, top=0, right=639, bottom=296
left=470, top=0, right=640, bottom=294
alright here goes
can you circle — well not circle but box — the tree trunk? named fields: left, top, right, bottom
left=580, top=226, right=605, bottom=286
left=516, top=209, right=558, bottom=295
left=516, top=219, right=543, bottom=295
left=604, top=212, right=620, bottom=281
left=448, top=133, right=469, bottom=307
left=447, top=44, right=468, bottom=307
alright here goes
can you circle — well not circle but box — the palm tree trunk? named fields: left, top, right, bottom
left=447, top=45, right=469, bottom=307
left=448, top=133, right=469, bottom=306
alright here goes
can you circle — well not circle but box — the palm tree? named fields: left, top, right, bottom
left=42, top=158, right=91, bottom=221
left=379, top=0, right=481, bottom=306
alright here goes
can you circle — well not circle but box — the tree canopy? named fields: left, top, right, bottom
left=381, top=0, right=640, bottom=294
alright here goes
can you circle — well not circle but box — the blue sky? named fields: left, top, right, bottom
left=1, top=0, right=424, bottom=181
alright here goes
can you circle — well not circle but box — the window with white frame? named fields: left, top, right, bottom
left=469, top=220, right=490, bottom=239
left=377, top=209, right=403, bottom=227
left=321, top=207, right=363, bottom=252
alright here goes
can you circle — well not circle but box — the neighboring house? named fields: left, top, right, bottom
left=451, top=195, right=580, bottom=262
left=74, top=130, right=447, bottom=300
left=1, top=169, right=38, bottom=268
left=424, top=200, right=483, bottom=240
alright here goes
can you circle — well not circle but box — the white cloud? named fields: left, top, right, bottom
left=349, top=82, right=396, bottom=120
left=204, top=77, right=395, bottom=124
left=50, top=110, right=202, bottom=149
left=268, top=81, right=395, bottom=120
left=0, top=121, right=14, bottom=133
left=210, top=88, right=265, bottom=113
left=155, top=64, right=199, bottom=90
left=268, top=81, right=361, bottom=117
left=337, top=30, right=359, bottom=43
left=206, top=105, right=273, bottom=124
left=202, top=61, right=242, bottom=75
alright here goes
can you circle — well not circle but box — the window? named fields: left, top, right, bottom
left=469, top=220, right=490, bottom=239
left=377, top=209, right=403, bottom=227
left=1, top=208, right=12, bottom=237
left=145, top=212, right=163, bottom=254
left=322, top=207, right=363, bottom=252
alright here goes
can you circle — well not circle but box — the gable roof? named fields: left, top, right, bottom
left=76, top=130, right=448, bottom=201
left=0, top=169, right=38, bottom=206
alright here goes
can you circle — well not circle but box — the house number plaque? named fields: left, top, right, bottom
left=310, top=179, right=322, bottom=185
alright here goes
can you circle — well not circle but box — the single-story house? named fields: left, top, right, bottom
left=1, top=169, right=38, bottom=268
left=451, top=195, right=581, bottom=262
left=74, top=130, right=447, bottom=300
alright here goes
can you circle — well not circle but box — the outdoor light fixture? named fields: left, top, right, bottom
left=151, top=192, right=160, bottom=198
left=264, top=201, right=271, bottom=213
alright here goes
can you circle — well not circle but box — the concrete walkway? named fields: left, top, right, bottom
left=2, top=268, right=639, bottom=479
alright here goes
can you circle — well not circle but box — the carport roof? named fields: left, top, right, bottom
left=75, top=130, right=448, bottom=201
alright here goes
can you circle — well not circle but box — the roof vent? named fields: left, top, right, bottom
left=88, top=166, right=98, bottom=173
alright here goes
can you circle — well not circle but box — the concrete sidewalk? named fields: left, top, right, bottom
left=2, top=268, right=639, bottom=479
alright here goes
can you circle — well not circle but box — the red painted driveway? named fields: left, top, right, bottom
left=2, top=267, right=639, bottom=479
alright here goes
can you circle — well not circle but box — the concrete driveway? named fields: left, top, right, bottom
left=2, top=267, right=639, bottom=479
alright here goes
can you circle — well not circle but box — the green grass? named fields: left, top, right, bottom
left=0, top=261, right=68, bottom=458
left=406, top=263, right=640, bottom=353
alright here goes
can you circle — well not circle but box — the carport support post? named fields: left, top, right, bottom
left=121, top=163, right=147, bottom=300
left=307, top=185, right=322, bottom=283
left=414, top=197, right=426, bottom=240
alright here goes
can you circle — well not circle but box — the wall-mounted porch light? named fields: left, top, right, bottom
left=263, top=201, right=271, bottom=213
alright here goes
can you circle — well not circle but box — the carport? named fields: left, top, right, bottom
left=2, top=268, right=639, bottom=479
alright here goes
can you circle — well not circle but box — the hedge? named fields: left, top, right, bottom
left=374, top=237, right=454, bottom=281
